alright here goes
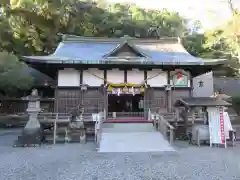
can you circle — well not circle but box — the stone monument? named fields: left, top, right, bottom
left=14, top=89, right=42, bottom=147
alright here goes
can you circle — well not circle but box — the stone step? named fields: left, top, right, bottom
left=102, top=123, right=156, bottom=133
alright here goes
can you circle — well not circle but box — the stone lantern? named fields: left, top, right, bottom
left=14, top=89, right=42, bottom=147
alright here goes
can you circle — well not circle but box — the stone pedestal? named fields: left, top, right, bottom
left=79, top=129, right=86, bottom=144
left=67, top=115, right=86, bottom=144
left=14, top=94, right=42, bottom=147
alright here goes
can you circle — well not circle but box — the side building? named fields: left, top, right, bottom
left=21, top=35, right=225, bottom=118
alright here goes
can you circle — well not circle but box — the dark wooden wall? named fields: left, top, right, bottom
left=54, top=87, right=105, bottom=113
left=54, top=87, right=191, bottom=114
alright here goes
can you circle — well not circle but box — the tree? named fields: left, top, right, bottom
left=0, top=52, right=33, bottom=95
left=0, top=0, right=188, bottom=55
left=198, top=1, right=240, bottom=76
left=0, top=0, right=190, bottom=95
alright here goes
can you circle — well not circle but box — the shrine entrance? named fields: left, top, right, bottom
left=107, top=94, right=144, bottom=118
left=106, top=84, right=145, bottom=118
left=108, top=94, right=144, bottom=112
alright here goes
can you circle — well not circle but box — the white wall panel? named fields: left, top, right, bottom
left=107, top=69, right=124, bottom=83
left=83, top=69, right=104, bottom=86
left=127, top=69, right=144, bottom=84
left=147, top=70, right=167, bottom=87
left=58, top=68, right=80, bottom=87
left=193, top=71, right=214, bottom=97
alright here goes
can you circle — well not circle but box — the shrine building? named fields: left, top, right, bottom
left=21, top=35, right=225, bottom=118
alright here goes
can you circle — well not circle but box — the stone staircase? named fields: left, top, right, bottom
left=98, top=122, right=175, bottom=153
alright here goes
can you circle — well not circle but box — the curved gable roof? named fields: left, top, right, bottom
left=22, top=35, right=222, bottom=66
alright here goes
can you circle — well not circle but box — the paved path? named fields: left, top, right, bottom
left=99, top=132, right=174, bottom=152
left=0, top=130, right=240, bottom=180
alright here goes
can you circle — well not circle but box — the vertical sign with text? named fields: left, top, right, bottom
left=219, top=107, right=225, bottom=144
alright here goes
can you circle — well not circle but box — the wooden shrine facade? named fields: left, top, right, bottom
left=21, top=35, right=225, bottom=115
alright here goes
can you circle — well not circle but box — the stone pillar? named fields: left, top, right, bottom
left=78, top=114, right=86, bottom=144
left=14, top=89, right=42, bottom=147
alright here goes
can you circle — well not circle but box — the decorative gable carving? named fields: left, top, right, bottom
left=109, top=43, right=144, bottom=57
left=103, top=41, right=148, bottom=58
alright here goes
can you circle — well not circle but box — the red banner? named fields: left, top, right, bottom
left=219, top=107, right=225, bottom=144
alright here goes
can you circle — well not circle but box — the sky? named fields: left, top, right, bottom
left=105, top=0, right=240, bottom=30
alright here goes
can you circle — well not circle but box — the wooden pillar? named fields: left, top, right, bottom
left=191, top=108, right=196, bottom=124
left=54, top=70, right=59, bottom=113
left=167, top=71, right=171, bottom=112
left=144, top=88, right=150, bottom=119
left=167, top=90, right=172, bottom=112
left=184, top=107, right=189, bottom=136
left=104, top=69, right=108, bottom=116
left=175, top=108, right=180, bottom=122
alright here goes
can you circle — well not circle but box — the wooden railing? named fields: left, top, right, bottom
left=153, top=113, right=174, bottom=144
left=38, top=113, right=70, bottom=144
left=38, top=112, right=103, bottom=145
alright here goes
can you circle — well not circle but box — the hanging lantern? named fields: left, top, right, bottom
left=81, top=84, right=88, bottom=91
left=122, top=86, right=128, bottom=93
left=44, top=80, right=49, bottom=86
left=117, top=88, right=121, bottom=96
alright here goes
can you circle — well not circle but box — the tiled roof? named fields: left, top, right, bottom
left=53, top=42, right=117, bottom=60
left=23, top=67, right=54, bottom=86
left=174, top=97, right=231, bottom=107
left=22, top=35, right=224, bottom=65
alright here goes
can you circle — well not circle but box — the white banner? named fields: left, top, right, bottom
left=207, top=107, right=226, bottom=146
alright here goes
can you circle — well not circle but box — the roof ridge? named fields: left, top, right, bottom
left=102, top=40, right=150, bottom=58
left=60, top=34, right=180, bottom=44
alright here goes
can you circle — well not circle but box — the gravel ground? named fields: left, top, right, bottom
left=0, top=130, right=240, bottom=180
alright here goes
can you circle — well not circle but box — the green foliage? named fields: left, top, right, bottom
left=0, top=0, right=239, bottom=95
left=202, top=11, right=240, bottom=75
left=0, top=52, right=33, bottom=95
left=0, top=1, right=190, bottom=95
left=1, top=1, right=189, bottom=55
left=230, top=95, right=240, bottom=115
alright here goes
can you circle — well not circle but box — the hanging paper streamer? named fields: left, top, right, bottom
left=131, top=87, right=135, bottom=96
left=122, top=86, right=128, bottom=93
left=117, top=88, right=121, bottom=96
left=108, top=86, right=145, bottom=95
